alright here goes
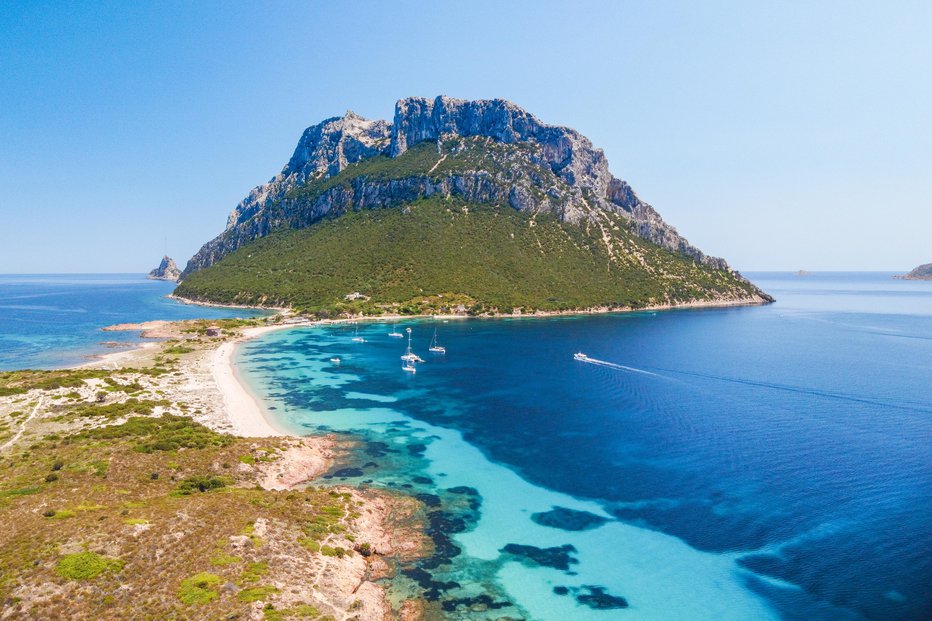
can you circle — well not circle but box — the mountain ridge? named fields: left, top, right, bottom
left=181, top=96, right=733, bottom=279
left=175, top=95, right=771, bottom=314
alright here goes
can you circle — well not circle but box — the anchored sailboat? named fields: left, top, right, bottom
left=351, top=323, right=366, bottom=343
left=402, top=328, right=419, bottom=372
left=428, top=328, right=446, bottom=354
left=388, top=323, right=404, bottom=338
left=401, top=327, right=424, bottom=363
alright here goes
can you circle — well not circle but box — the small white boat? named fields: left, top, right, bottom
left=388, top=323, right=404, bottom=338
left=573, top=352, right=589, bottom=361
left=402, top=359, right=416, bottom=373
left=428, top=328, right=446, bottom=354
left=330, top=357, right=341, bottom=364
left=351, top=324, right=366, bottom=343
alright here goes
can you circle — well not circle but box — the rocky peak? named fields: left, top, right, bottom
left=389, top=96, right=542, bottom=156
left=183, top=95, right=733, bottom=278
left=148, top=255, right=181, bottom=281
left=226, top=111, right=391, bottom=230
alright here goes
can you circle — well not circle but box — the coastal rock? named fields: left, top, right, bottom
left=180, top=96, right=731, bottom=279
left=147, top=255, right=181, bottom=281
left=895, top=262, right=932, bottom=281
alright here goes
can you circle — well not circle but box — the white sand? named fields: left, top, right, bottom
left=212, top=323, right=300, bottom=437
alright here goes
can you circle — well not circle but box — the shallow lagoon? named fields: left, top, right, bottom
left=238, top=273, right=931, bottom=620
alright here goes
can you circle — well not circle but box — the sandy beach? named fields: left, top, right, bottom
left=211, top=324, right=297, bottom=437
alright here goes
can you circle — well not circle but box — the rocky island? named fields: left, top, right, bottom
left=148, top=255, right=181, bottom=281
left=174, top=96, right=772, bottom=316
left=895, top=263, right=932, bottom=281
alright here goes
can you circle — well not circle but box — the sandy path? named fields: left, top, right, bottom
left=0, top=396, right=43, bottom=452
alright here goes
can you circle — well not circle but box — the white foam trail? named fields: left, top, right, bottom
left=578, top=356, right=661, bottom=376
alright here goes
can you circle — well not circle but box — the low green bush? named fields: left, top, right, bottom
left=55, top=552, right=123, bottom=580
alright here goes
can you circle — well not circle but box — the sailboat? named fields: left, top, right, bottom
left=400, top=327, right=424, bottom=362
left=351, top=323, right=366, bottom=343
left=388, top=323, right=404, bottom=338
left=401, top=328, right=419, bottom=371
left=428, top=328, right=446, bottom=354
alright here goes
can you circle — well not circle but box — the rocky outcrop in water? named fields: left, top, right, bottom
left=181, top=96, right=733, bottom=279
left=895, top=263, right=932, bottom=281
left=148, top=255, right=181, bottom=281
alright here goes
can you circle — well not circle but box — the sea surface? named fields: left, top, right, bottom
left=234, top=273, right=932, bottom=620
left=0, top=274, right=263, bottom=370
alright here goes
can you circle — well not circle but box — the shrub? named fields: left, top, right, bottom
left=178, top=572, right=221, bottom=605
left=55, top=552, right=123, bottom=580
left=210, top=554, right=241, bottom=567
left=320, top=545, right=346, bottom=558
left=240, top=561, right=268, bottom=583
left=0, top=487, right=40, bottom=498
left=174, top=475, right=231, bottom=495
left=238, top=585, right=279, bottom=603
left=76, top=414, right=233, bottom=453
left=47, top=509, right=76, bottom=519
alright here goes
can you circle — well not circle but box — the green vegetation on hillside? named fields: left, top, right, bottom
left=176, top=198, right=759, bottom=315
left=282, top=138, right=560, bottom=207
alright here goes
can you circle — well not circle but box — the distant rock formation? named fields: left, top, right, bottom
left=148, top=256, right=181, bottom=281
left=796, top=270, right=812, bottom=276
left=894, top=263, right=932, bottom=281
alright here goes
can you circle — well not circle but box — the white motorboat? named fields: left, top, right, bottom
left=573, top=352, right=589, bottom=361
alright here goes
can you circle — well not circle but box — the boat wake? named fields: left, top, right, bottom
left=574, top=354, right=661, bottom=377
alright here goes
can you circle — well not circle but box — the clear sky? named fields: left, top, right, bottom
left=1, top=1, right=929, bottom=273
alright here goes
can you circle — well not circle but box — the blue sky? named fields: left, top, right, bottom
left=1, top=1, right=929, bottom=272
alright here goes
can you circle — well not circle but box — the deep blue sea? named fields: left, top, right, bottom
left=0, top=274, right=262, bottom=370
left=233, top=273, right=932, bottom=620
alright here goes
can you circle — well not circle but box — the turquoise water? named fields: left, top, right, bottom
left=236, top=273, right=932, bottom=620
left=0, top=274, right=263, bottom=370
